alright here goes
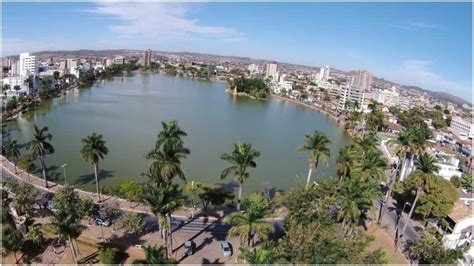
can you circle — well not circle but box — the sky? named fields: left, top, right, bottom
left=2, top=2, right=472, bottom=101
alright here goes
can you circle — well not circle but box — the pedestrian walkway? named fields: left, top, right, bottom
left=1, top=155, right=206, bottom=220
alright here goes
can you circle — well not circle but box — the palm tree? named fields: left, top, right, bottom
left=399, top=153, right=439, bottom=242
left=26, top=224, right=44, bottom=248
left=147, top=140, right=189, bottom=183
left=5, top=138, right=21, bottom=173
left=356, top=134, right=378, bottom=155
left=338, top=179, right=381, bottom=236
left=238, top=245, right=282, bottom=264
left=298, top=131, right=331, bottom=187
left=142, top=174, right=186, bottom=257
left=390, top=128, right=416, bottom=181
left=220, top=143, right=261, bottom=211
left=154, top=120, right=187, bottom=150
left=26, top=125, right=54, bottom=188
left=80, top=133, right=109, bottom=202
left=357, top=150, right=387, bottom=182
left=133, top=245, right=177, bottom=264
left=224, top=197, right=274, bottom=246
left=336, top=146, right=354, bottom=180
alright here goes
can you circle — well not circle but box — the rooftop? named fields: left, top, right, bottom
left=448, top=200, right=473, bottom=224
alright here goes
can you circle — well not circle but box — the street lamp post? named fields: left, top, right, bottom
left=61, top=163, right=67, bottom=185
left=191, top=181, right=195, bottom=219
left=394, top=201, right=411, bottom=252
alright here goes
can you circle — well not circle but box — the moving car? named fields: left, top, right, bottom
left=220, top=241, right=232, bottom=257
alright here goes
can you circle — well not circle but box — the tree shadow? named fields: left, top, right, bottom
left=202, top=258, right=222, bottom=264
left=74, top=169, right=115, bottom=186
left=178, top=237, right=213, bottom=263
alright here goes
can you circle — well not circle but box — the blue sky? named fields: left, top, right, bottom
left=2, top=2, right=472, bottom=101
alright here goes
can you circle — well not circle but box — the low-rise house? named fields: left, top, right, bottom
left=443, top=200, right=474, bottom=265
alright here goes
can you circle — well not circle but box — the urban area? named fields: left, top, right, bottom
left=1, top=48, right=473, bottom=265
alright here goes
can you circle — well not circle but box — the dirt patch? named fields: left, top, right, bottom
left=366, top=224, right=408, bottom=264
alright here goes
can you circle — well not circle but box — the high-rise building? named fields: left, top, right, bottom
left=265, top=62, right=278, bottom=79
left=318, top=66, right=330, bottom=81
left=338, top=86, right=365, bottom=111
left=67, top=58, right=78, bottom=69
left=114, top=56, right=124, bottom=65
left=144, top=49, right=152, bottom=67
left=59, top=59, right=68, bottom=70
left=248, top=63, right=259, bottom=72
left=350, top=70, right=372, bottom=91
left=19, top=53, right=38, bottom=76
left=449, top=116, right=474, bottom=140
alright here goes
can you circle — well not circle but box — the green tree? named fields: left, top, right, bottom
left=220, top=143, right=261, bottom=211
left=461, top=174, right=473, bottom=192
left=336, top=146, right=354, bottom=180
left=225, top=195, right=274, bottom=246
left=123, top=213, right=144, bottom=235
left=298, top=130, right=331, bottom=187
left=398, top=153, right=439, bottom=241
left=239, top=244, right=284, bottom=264
left=26, top=125, right=54, bottom=188
left=26, top=224, right=45, bottom=249
left=50, top=186, right=84, bottom=264
left=119, top=181, right=143, bottom=207
left=142, top=172, right=186, bottom=257
left=12, top=183, right=38, bottom=216
left=190, top=183, right=234, bottom=211
left=80, top=132, right=109, bottom=202
left=2, top=225, right=24, bottom=263
left=99, top=247, right=120, bottom=264
left=356, top=150, right=387, bottom=181
left=17, top=155, right=36, bottom=174
left=4, top=138, right=21, bottom=173
left=80, top=197, right=97, bottom=224
left=409, top=229, right=467, bottom=264
left=6, top=96, right=17, bottom=111
left=132, top=245, right=177, bottom=264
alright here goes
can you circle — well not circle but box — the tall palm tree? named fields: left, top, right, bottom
left=238, top=245, right=282, bottom=264
left=147, top=140, right=189, bottom=183
left=80, top=133, right=108, bottom=202
left=220, top=143, right=261, bottom=211
left=399, top=153, right=439, bottom=241
left=390, top=128, right=416, bottom=181
left=154, top=120, right=187, bottom=150
left=26, top=125, right=54, bottom=188
left=336, top=146, right=354, bottom=180
left=356, top=134, right=378, bottom=155
left=5, top=138, right=21, bottom=173
left=338, top=179, right=381, bottom=236
left=142, top=175, right=186, bottom=257
left=298, top=131, right=331, bottom=187
left=224, top=197, right=274, bottom=246
left=357, top=150, right=387, bottom=182
left=133, top=245, right=177, bottom=264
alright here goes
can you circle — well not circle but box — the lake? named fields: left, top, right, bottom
left=6, top=73, right=351, bottom=194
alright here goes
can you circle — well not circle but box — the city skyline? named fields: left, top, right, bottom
left=2, top=2, right=472, bottom=101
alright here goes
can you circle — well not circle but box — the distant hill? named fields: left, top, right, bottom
left=11, top=49, right=471, bottom=106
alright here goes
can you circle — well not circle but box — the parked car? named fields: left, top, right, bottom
left=184, top=240, right=195, bottom=256
left=170, top=217, right=184, bottom=227
left=94, top=217, right=111, bottom=227
left=220, top=241, right=232, bottom=257
left=46, top=201, right=58, bottom=213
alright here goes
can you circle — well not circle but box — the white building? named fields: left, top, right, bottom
left=67, top=58, right=78, bottom=69
left=338, top=86, right=365, bottom=111
left=19, top=53, right=38, bottom=76
left=318, top=65, right=330, bottom=81
left=248, top=63, right=259, bottom=73
left=105, top=58, right=113, bottom=67
left=350, top=70, right=372, bottom=91
left=265, top=62, right=278, bottom=79
left=449, top=116, right=474, bottom=140
left=443, top=202, right=474, bottom=265
left=114, top=56, right=125, bottom=65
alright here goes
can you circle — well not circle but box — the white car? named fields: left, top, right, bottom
left=220, top=241, right=232, bottom=257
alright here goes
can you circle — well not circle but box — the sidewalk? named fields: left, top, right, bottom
left=1, top=155, right=211, bottom=220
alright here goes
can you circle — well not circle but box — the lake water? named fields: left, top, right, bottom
left=6, top=73, right=351, bottom=194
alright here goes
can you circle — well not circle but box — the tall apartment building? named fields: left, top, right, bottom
left=19, top=53, right=38, bottom=76
left=248, top=63, right=259, bottom=73
left=318, top=66, right=330, bottom=81
left=449, top=116, right=474, bottom=140
left=351, top=70, right=372, bottom=91
left=67, top=58, right=78, bottom=69
left=338, top=86, right=365, bottom=111
left=265, top=62, right=278, bottom=79
left=114, top=56, right=124, bottom=65
left=144, top=49, right=152, bottom=67
left=59, top=59, right=68, bottom=70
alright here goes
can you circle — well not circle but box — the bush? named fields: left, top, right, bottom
left=99, top=247, right=120, bottom=264
left=450, top=176, right=461, bottom=188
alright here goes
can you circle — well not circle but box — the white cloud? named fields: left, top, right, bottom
left=378, top=60, right=470, bottom=99
left=387, top=21, right=444, bottom=31
left=87, top=2, right=245, bottom=42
